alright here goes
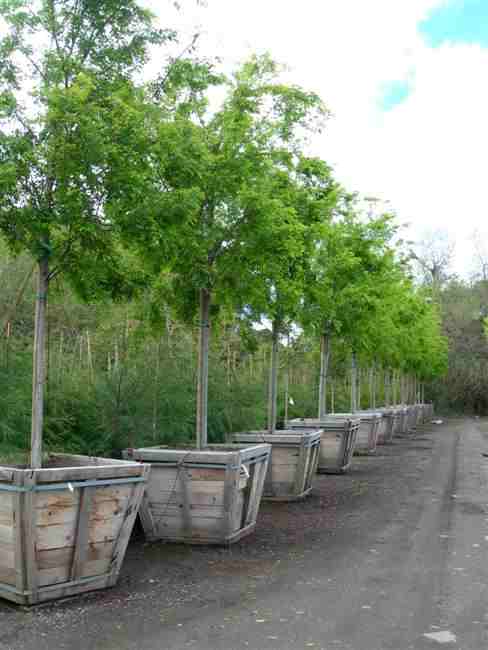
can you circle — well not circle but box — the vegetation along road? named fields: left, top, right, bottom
left=0, top=416, right=486, bottom=650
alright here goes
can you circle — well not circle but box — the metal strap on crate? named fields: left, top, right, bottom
left=0, top=476, right=147, bottom=493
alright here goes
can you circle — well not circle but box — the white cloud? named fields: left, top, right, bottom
left=145, top=0, right=484, bottom=275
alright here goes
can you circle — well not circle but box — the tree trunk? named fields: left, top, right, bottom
left=357, top=365, right=361, bottom=411
left=267, top=319, right=280, bottom=434
left=196, top=288, right=211, bottom=449
left=318, top=332, right=331, bottom=419
left=350, top=352, right=358, bottom=413
left=31, top=257, right=49, bottom=469
left=384, top=370, right=391, bottom=407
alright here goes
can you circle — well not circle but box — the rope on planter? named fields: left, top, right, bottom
left=152, top=451, right=193, bottom=528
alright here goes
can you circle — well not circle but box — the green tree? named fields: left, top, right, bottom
left=303, top=202, right=399, bottom=415
left=146, top=55, right=327, bottom=447
left=0, top=0, right=170, bottom=466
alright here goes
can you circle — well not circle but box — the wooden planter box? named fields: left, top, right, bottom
left=0, top=454, right=149, bottom=606
left=420, top=403, right=434, bottom=424
left=124, top=445, right=271, bottom=545
left=326, top=413, right=381, bottom=455
left=366, top=409, right=397, bottom=445
left=286, top=418, right=360, bottom=474
left=230, top=430, right=321, bottom=501
left=406, top=405, right=419, bottom=432
left=397, top=407, right=410, bottom=434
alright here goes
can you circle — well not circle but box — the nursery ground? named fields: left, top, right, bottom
left=0, top=416, right=487, bottom=650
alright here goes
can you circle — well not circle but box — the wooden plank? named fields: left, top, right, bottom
left=147, top=478, right=225, bottom=499
left=108, top=463, right=150, bottom=586
left=138, top=490, right=156, bottom=540
left=150, top=503, right=223, bottom=519
left=49, top=453, right=140, bottom=467
left=36, top=495, right=129, bottom=527
left=147, top=489, right=225, bottom=507
left=246, top=457, right=268, bottom=525
left=0, top=566, right=16, bottom=585
left=35, top=485, right=132, bottom=511
left=70, top=486, right=94, bottom=581
left=128, top=448, right=237, bottom=465
left=39, top=558, right=112, bottom=587
left=13, top=472, right=25, bottom=595
left=237, top=444, right=271, bottom=464
left=0, top=468, right=15, bottom=482
left=153, top=516, right=225, bottom=539
left=178, top=464, right=192, bottom=536
left=231, top=433, right=307, bottom=445
left=292, top=440, right=309, bottom=497
left=35, top=464, right=143, bottom=483
left=23, top=472, right=38, bottom=605
left=36, top=574, right=112, bottom=603
left=0, top=545, right=15, bottom=565
left=38, top=541, right=113, bottom=570
left=223, top=453, right=241, bottom=538
left=240, top=461, right=256, bottom=529
left=266, top=447, right=299, bottom=465
left=38, top=512, right=127, bottom=550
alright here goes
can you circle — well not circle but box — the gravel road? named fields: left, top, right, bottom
left=1, top=416, right=487, bottom=650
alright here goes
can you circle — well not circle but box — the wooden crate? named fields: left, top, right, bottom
left=325, top=413, right=381, bottom=455
left=0, top=454, right=149, bottom=606
left=406, top=405, right=419, bottom=432
left=397, top=407, right=410, bottom=434
left=230, top=431, right=321, bottom=501
left=286, top=418, right=360, bottom=474
left=367, top=409, right=397, bottom=445
left=124, top=444, right=271, bottom=545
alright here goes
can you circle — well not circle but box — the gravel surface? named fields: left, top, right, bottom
left=1, top=417, right=487, bottom=650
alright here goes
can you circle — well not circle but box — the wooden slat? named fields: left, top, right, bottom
left=0, top=566, right=16, bottom=585
left=35, top=485, right=132, bottom=511
left=23, top=472, right=38, bottom=605
left=108, top=463, right=150, bottom=586
left=292, top=441, right=308, bottom=496
left=36, top=512, right=125, bottom=550
left=240, top=461, right=256, bottom=529
left=35, top=574, right=112, bottom=603
left=70, top=486, right=94, bottom=581
left=13, top=472, right=25, bottom=595
left=49, top=453, right=140, bottom=467
left=147, top=489, right=224, bottom=507
left=36, top=495, right=129, bottom=527
left=178, top=464, right=192, bottom=535
left=37, top=541, right=113, bottom=570
left=0, top=468, right=15, bottom=482
left=246, top=457, right=268, bottom=525
left=223, top=453, right=241, bottom=538
left=39, top=559, right=112, bottom=587
left=35, top=464, right=143, bottom=483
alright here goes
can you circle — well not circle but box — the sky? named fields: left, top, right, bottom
left=143, top=0, right=488, bottom=277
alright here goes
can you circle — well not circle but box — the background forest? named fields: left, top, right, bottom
left=1, top=233, right=455, bottom=462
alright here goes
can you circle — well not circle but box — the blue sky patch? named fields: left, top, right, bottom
left=420, top=0, right=488, bottom=47
left=380, top=80, right=411, bottom=111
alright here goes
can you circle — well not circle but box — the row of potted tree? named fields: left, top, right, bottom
left=0, top=0, right=446, bottom=605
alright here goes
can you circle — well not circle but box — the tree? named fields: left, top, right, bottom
left=145, top=54, right=327, bottom=447
left=238, top=157, right=338, bottom=432
left=303, top=200, right=399, bottom=416
left=0, top=0, right=171, bottom=467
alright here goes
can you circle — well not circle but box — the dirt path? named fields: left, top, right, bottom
left=1, top=417, right=487, bottom=650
